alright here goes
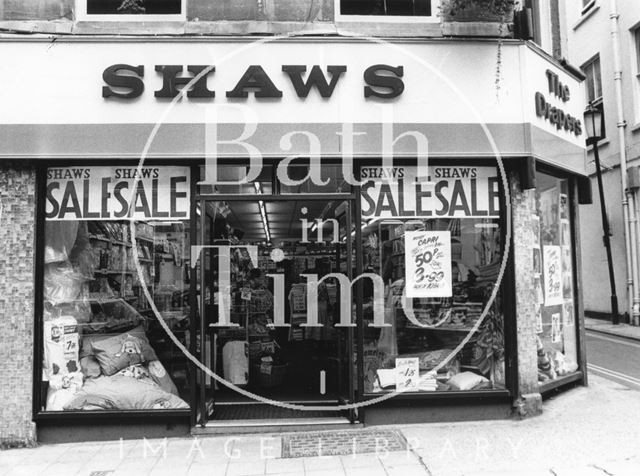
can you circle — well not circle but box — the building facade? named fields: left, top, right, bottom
left=0, top=0, right=590, bottom=446
left=564, top=0, right=640, bottom=326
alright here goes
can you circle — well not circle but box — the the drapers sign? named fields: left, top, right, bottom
left=101, top=64, right=405, bottom=99
left=535, top=69, right=583, bottom=136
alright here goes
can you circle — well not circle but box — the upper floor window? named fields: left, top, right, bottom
left=338, top=0, right=438, bottom=19
left=77, top=0, right=185, bottom=21
left=583, top=55, right=602, bottom=103
left=634, top=27, right=640, bottom=123
left=581, top=0, right=596, bottom=15
left=582, top=55, right=606, bottom=140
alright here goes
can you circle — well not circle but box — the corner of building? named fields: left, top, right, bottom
left=0, top=160, right=37, bottom=447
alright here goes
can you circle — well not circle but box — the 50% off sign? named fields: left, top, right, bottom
left=404, top=230, right=452, bottom=298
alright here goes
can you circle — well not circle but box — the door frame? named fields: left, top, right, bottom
left=192, top=192, right=360, bottom=426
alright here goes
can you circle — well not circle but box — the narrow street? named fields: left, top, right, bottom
left=586, top=330, right=640, bottom=390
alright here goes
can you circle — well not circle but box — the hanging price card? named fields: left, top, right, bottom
left=404, top=230, right=452, bottom=298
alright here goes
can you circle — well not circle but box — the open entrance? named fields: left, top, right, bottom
left=193, top=194, right=357, bottom=427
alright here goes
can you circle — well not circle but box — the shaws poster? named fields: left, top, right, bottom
left=46, top=166, right=190, bottom=221
left=360, top=166, right=500, bottom=219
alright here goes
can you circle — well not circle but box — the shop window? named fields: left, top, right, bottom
left=77, top=0, right=185, bottom=20
left=359, top=164, right=506, bottom=394
left=582, top=55, right=606, bottom=141
left=40, top=166, right=191, bottom=412
left=338, top=0, right=438, bottom=18
left=533, top=171, right=580, bottom=386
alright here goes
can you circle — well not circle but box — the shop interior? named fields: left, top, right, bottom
left=197, top=197, right=355, bottom=415
left=42, top=218, right=192, bottom=412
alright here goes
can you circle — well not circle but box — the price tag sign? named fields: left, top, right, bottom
left=395, top=357, right=419, bottom=392
left=543, top=246, right=563, bottom=306
left=405, top=231, right=452, bottom=298
left=240, top=288, right=252, bottom=301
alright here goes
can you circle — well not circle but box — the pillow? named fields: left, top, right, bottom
left=446, top=371, right=490, bottom=391
left=80, top=355, right=102, bottom=378
left=81, top=326, right=146, bottom=358
left=148, top=360, right=179, bottom=396
left=91, top=331, right=157, bottom=376
left=64, top=375, right=189, bottom=411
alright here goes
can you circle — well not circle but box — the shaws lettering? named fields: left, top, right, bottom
left=102, top=64, right=404, bottom=100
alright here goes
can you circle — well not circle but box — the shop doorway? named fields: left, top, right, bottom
left=193, top=196, right=357, bottom=427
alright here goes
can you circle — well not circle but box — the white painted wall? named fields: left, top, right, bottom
left=565, top=0, right=640, bottom=316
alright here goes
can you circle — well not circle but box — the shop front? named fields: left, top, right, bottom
left=0, top=36, right=590, bottom=441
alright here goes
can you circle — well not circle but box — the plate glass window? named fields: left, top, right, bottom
left=358, top=163, right=506, bottom=394
left=40, top=166, right=191, bottom=412
left=533, top=171, right=579, bottom=385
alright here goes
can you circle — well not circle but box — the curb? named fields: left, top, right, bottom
left=585, top=326, right=640, bottom=343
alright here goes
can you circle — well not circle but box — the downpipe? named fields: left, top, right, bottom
left=609, top=0, right=638, bottom=323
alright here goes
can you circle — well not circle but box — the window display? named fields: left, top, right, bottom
left=356, top=160, right=506, bottom=394
left=361, top=217, right=505, bottom=393
left=534, top=171, right=579, bottom=384
left=41, top=166, right=191, bottom=412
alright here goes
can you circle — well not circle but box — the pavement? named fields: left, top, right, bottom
left=1, top=319, right=639, bottom=476
left=1, top=370, right=640, bottom=476
left=584, top=317, right=640, bottom=342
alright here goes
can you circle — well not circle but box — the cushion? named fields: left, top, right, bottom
left=148, top=360, right=179, bottom=396
left=80, top=356, right=102, bottom=378
left=81, top=325, right=146, bottom=358
left=64, top=375, right=188, bottom=411
left=446, top=371, right=490, bottom=391
left=91, top=331, right=157, bottom=376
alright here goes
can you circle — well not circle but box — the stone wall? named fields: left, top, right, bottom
left=0, top=161, right=37, bottom=447
left=0, top=0, right=72, bottom=20
left=510, top=170, right=542, bottom=417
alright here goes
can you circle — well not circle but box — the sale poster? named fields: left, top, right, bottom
left=46, top=166, right=191, bottom=221
left=360, top=166, right=500, bottom=219
left=404, top=230, right=452, bottom=298
left=543, top=246, right=563, bottom=306
left=395, top=357, right=420, bottom=392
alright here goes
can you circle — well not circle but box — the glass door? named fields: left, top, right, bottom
left=193, top=197, right=356, bottom=424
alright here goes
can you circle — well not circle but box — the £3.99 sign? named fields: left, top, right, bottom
left=405, top=230, right=452, bottom=298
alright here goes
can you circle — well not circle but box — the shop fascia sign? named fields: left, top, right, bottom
left=101, top=63, right=405, bottom=99
left=535, top=69, right=583, bottom=136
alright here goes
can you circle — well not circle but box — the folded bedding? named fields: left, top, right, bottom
left=63, top=372, right=188, bottom=411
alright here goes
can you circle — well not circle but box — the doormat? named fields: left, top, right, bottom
left=212, top=404, right=341, bottom=420
left=281, top=428, right=407, bottom=458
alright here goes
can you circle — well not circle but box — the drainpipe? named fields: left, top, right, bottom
left=634, top=193, right=640, bottom=325
left=609, top=0, right=639, bottom=323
